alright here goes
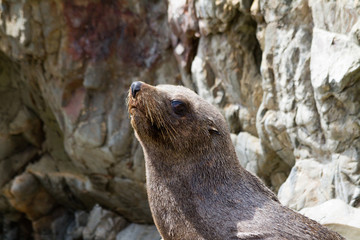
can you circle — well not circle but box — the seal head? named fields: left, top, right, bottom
left=128, top=81, right=228, bottom=159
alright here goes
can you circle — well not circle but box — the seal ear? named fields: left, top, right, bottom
left=207, top=120, right=220, bottom=135
left=208, top=125, right=220, bottom=135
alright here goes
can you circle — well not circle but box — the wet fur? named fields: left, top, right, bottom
left=127, top=82, right=344, bottom=240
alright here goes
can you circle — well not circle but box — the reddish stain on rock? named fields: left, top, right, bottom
left=63, top=0, right=163, bottom=67
left=62, top=86, right=86, bottom=123
left=64, top=0, right=123, bottom=61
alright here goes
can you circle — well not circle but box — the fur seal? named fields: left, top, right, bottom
left=127, top=81, right=344, bottom=240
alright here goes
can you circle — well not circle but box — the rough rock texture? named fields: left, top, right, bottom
left=116, top=224, right=160, bottom=240
left=256, top=0, right=360, bottom=210
left=300, top=199, right=360, bottom=240
left=0, top=0, right=359, bottom=239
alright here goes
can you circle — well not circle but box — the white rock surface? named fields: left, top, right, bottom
left=257, top=0, right=360, bottom=209
left=116, top=224, right=160, bottom=240
left=300, top=199, right=360, bottom=240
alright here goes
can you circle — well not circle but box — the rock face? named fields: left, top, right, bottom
left=300, top=199, right=360, bottom=240
left=257, top=0, right=360, bottom=210
left=0, top=0, right=359, bottom=239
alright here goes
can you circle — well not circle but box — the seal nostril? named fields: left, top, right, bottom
left=131, top=81, right=142, bottom=98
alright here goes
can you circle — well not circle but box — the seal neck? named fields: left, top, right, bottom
left=143, top=142, right=243, bottom=186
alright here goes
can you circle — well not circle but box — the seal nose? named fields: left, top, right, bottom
left=131, top=81, right=142, bottom=98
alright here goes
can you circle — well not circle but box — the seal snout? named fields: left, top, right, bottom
left=131, top=81, right=142, bottom=98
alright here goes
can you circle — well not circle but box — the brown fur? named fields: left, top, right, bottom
left=127, top=82, right=344, bottom=240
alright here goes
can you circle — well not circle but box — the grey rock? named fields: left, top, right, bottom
left=224, top=104, right=241, bottom=134
left=235, top=132, right=263, bottom=175
left=82, top=205, right=127, bottom=240
left=234, top=131, right=290, bottom=192
left=73, top=115, right=106, bottom=148
left=257, top=0, right=360, bottom=212
left=191, top=0, right=262, bottom=137
left=300, top=199, right=360, bottom=240
left=83, top=63, right=109, bottom=90
left=116, top=224, right=160, bottom=240
left=278, top=159, right=335, bottom=211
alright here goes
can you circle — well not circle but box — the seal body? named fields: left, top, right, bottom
left=127, top=81, right=344, bottom=240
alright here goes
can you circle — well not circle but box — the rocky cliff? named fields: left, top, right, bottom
left=0, top=0, right=359, bottom=239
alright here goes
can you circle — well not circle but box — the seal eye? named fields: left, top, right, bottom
left=171, top=100, right=187, bottom=116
